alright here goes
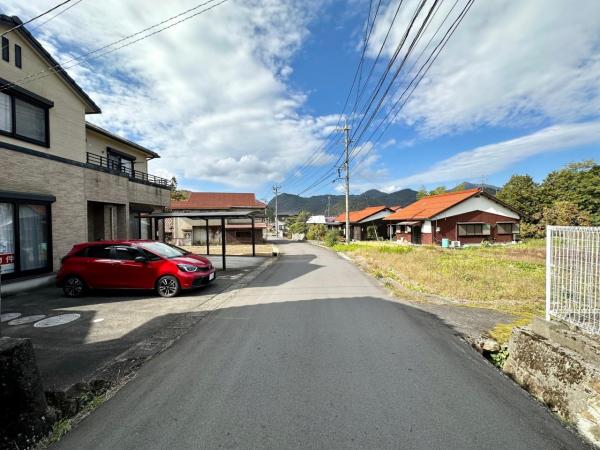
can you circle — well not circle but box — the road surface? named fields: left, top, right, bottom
left=54, top=241, right=587, bottom=449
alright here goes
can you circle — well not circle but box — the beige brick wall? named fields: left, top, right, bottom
left=1, top=148, right=170, bottom=272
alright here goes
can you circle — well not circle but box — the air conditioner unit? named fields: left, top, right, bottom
left=451, top=240, right=461, bottom=248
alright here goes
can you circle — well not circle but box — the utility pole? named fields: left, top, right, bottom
left=272, top=185, right=281, bottom=238
left=342, top=121, right=351, bottom=244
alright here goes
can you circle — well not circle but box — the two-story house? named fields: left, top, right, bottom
left=0, top=15, right=170, bottom=283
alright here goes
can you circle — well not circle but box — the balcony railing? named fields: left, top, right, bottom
left=86, top=152, right=171, bottom=188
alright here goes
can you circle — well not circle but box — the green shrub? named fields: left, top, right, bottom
left=324, top=229, right=341, bottom=247
left=306, top=224, right=327, bottom=241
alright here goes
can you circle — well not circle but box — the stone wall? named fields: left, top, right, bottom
left=504, top=319, right=600, bottom=445
left=0, top=337, right=52, bottom=449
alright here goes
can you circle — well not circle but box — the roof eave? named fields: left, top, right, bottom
left=85, top=122, right=160, bottom=159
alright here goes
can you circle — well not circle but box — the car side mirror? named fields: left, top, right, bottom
left=134, top=256, right=147, bottom=263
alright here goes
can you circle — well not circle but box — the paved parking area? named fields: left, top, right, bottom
left=0, top=256, right=267, bottom=391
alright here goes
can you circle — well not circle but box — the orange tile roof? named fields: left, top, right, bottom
left=334, top=205, right=390, bottom=224
left=171, top=192, right=266, bottom=210
left=384, top=188, right=482, bottom=221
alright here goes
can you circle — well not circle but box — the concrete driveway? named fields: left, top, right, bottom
left=53, top=241, right=588, bottom=449
left=0, top=255, right=266, bottom=391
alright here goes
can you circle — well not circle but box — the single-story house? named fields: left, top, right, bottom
left=334, top=206, right=394, bottom=241
left=384, top=188, right=521, bottom=245
left=306, top=215, right=341, bottom=227
left=0, top=15, right=170, bottom=284
left=169, top=192, right=266, bottom=246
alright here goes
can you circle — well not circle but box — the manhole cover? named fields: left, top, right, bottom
left=34, top=314, right=81, bottom=328
left=8, top=315, right=46, bottom=326
left=1, top=312, right=21, bottom=322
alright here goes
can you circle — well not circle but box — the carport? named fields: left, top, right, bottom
left=140, top=209, right=264, bottom=271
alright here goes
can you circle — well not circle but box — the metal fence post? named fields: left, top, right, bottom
left=545, top=225, right=553, bottom=321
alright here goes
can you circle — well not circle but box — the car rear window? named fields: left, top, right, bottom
left=85, top=245, right=112, bottom=258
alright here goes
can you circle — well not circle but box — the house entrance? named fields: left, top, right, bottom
left=411, top=226, right=422, bottom=244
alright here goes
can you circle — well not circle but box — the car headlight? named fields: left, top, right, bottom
left=178, top=264, right=199, bottom=272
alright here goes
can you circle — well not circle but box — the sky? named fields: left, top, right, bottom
left=4, top=0, right=600, bottom=202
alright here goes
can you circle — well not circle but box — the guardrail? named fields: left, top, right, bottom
left=546, top=226, right=600, bottom=334
left=86, top=152, right=170, bottom=188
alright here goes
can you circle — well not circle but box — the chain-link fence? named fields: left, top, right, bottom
left=546, top=226, right=600, bottom=334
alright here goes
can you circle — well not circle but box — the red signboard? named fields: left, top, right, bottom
left=0, top=254, right=14, bottom=265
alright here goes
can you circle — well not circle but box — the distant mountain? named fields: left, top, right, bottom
left=268, top=189, right=417, bottom=216
left=456, top=182, right=501, bottom=196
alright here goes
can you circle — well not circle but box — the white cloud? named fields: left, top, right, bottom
left=382, top=121, right=600, bottom=191
left=4, top=0, right=334, bottom=188
left=369, top=0, right=600, bottom=135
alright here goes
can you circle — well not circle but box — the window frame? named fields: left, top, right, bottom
left=14, top=44, right=21, bottom=69
left=496, top=222, right=519, bottom=235
left=457, top=222, right=491, bottom=237
left=107, top=148, right=135, bottom=176
left=0, top=195, right=53, bottom=280
left=1, top=37, right=8, bottom=62
left=0, top=90, right=51, bottom=147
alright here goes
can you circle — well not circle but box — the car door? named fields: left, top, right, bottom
left=82, top=244, right=117, bottom=288
left=112, top=245, right=155, bottom=289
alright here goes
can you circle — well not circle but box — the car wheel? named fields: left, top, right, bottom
left=156, top=275, right=180, bottom=298
left=63, top=276, right=86, bottom=298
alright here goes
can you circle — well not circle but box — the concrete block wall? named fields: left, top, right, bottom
left=504, top=319, right=600, bottom=446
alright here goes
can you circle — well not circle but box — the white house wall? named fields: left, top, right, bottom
left=421, top=220, right=432, bottom=233
left=432, top=196, right=520, bottom=220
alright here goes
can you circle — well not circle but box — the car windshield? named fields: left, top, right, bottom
left=137, top=242, right=190, bottom=259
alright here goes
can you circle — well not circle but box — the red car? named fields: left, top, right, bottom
left=57, top=240, right=216, bottom=298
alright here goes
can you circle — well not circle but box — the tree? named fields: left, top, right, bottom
left=540, top=160, right=600, bottom=225
left=541, top=200, right=592, bottom=227
left=429, top=186, right=447, bottom=196
left=306, top=224, right=327, bottom=240
left=452, top=182, right=467, bottom=192
left=170, top=177, right=188, bottom=201
left=496, top=175, right=540, bottom=223
left=416, top=185, right=428, bottom=200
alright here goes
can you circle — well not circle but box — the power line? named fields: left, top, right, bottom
left=1, top=0, right=73, bottom=37
left=27, top=0, right=86, bottom=33
left=351, top=0, right=474, bottom=169
left=0, top=0, right=228, bottom=94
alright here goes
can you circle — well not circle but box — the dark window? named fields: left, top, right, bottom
left=107, top=150, right=134, bottom=175
left=235, top=231, right=252, bottom=239
left=458, top=223, right=491, bottom=237
left=0, top=199, right=52, bottom=279
left=2, top=37, right=8, bottom=62
left=0, top=92, right=50, bottom=146
left=14, top=44, right=21, bottom=68
left=86, top=245, right=112, bottom=259
left=497, top=223, right=519, bottom=235
left=138, top=248, right=162, bottom=261
left=114, top=245, right=142, bottom=260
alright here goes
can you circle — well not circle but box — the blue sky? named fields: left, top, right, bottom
left=5, top=0, right=600, bottom=202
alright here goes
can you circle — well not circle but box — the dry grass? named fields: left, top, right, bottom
left=182, top=244, right=274, bottom=257
left=334, top=240, right=546, bottom=340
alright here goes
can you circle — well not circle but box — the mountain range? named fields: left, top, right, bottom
left=267, top=182, right=500, bottom=216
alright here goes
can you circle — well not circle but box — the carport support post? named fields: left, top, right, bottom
left=251, top=216, right=256, bottom=257
left=205, top=219, right=210, bottom=255
left=221, top=217, right=226, bottom=271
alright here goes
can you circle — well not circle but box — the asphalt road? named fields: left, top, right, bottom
left=54, top=241, right=588, bottom=449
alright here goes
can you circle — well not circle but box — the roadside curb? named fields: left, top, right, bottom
left=44, top=256, right=277, bottom=423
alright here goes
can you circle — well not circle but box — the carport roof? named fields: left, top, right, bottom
left=140, top=209, right=264, bottom=218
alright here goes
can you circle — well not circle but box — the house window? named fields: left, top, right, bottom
left=0, top=92, right=50, bottom=146
left=107, top=149, right=134, bottom=175
left=497, top=222, right=520, bottom=235
left=0, top=198, right=52, bottom=279
left=1, top=37, right=8, bottom=62
left=18, top=204, right=49, bottom=271
left=396, top=225, right=406, bottom=233
left=0, top=93, right=11, bottom=132
left=0, top=203, right=15, bottom=274
left=14, top=44, right=21, bottom=68
left=458, top=223, right=491, bottom=237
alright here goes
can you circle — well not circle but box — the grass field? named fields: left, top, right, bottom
left=332, top=240, right=546, bottom=342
